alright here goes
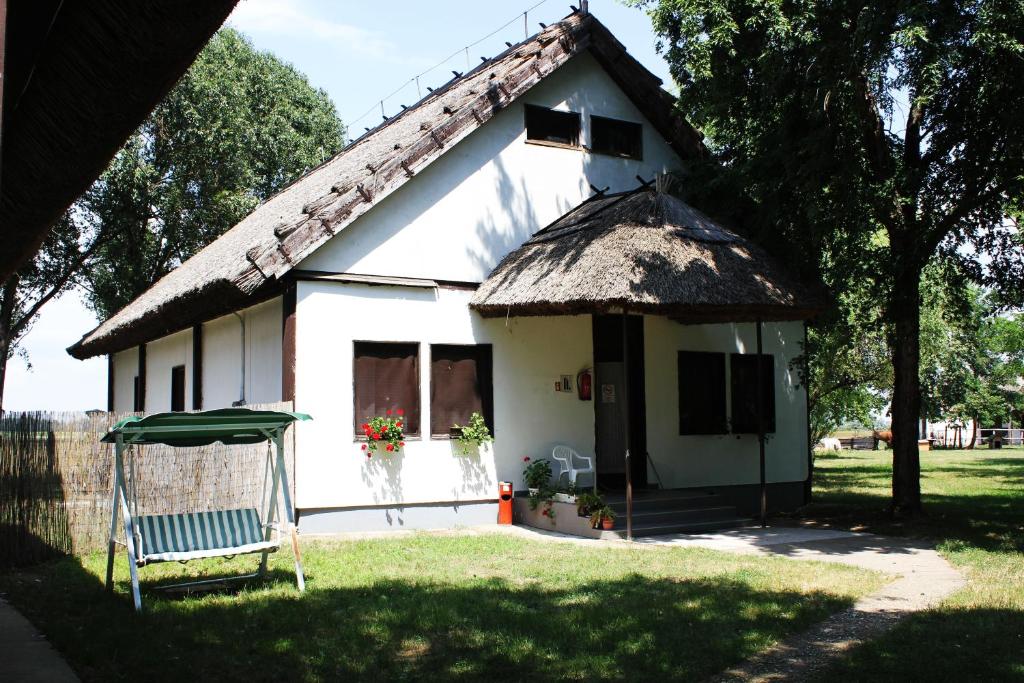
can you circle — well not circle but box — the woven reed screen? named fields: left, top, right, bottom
left=0, top=402, right=295, bottom=567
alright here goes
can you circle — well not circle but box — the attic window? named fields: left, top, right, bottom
left=591, top=115, right=643, bottom=159
left=525, top=105, right=580, bottom=147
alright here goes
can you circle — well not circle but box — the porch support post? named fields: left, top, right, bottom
left=756, top=319, right=767, bottom=527
left=622, top=308, right=633, bottom=541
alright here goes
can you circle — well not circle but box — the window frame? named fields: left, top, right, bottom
left=352, top=341, right=422, bottom=438
left=132, top=376, right=142, bottom=412
left=589, top=114, right=643, bottom=160
left=729, top=353, right=776, bottom=434
left=677, top=351, right=728, bottom=435
left=170, top=364, right=186, bottom=412
left=429, top=343, right=494, bottom=440
left=524, top=104, right=582, bottom=149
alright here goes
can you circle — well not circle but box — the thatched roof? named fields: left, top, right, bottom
left=68, top=10, right=707, bottom=359
left=470, top=185, right=824, bottom=323
left=0, top=0, right=239, bottom=283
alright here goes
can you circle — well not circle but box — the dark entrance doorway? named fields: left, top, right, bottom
left=592, top=314, right=647, bottom=490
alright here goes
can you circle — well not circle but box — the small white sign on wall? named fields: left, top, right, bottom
left=601, top=383, right=615, bottom=403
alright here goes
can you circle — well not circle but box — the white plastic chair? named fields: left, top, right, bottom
left=551, top=445, right=595, bottom=488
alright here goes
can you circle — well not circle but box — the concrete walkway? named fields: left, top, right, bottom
left=500, top=523, right=965, bottom=682
left=0, top=597, right=78, bottom=682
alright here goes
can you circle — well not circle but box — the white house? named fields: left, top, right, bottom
left=69, top=11, right=820, bottom=534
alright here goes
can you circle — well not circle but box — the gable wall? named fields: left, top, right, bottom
left=144, top=329, right=192, bottom=413
left=298, top=52, right=685, bottom=281
left=111, top=346, right=139, bottom=413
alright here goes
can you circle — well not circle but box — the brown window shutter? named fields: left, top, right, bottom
left=430, top=345, right=493, bottom=437
left=353, top=342, right=420, bottom=435
left=678, top=351, right=727, bottom=434
left=730, top=353, right=776, bottom=434
left=170, top=365, right=186, bottom=412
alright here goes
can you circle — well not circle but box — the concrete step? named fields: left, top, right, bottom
left=607, top=517, right=752, bottom=538
left=606, top=492, right=726, bottom=514
left=622, top=506, right=738, bottom=526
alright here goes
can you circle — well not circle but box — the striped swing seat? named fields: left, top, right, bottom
left=134, top=508, right=279, bottom=565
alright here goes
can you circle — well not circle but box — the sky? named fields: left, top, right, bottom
left=4, top=0, right=673, bottom=411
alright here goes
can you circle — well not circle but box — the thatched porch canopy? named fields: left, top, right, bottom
left=470, top=186, right=824, bottom=323
left=0, top=0, right=239, bottom=282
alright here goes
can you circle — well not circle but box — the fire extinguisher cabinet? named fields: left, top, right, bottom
left=498, top=481, right=514, bottom=525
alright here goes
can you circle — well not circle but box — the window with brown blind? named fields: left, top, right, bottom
left=730, top=353, right=776, bottom=434
left=430, top=344, right=493, bottom=438
left=525, top=105, right=581, bottom=147
left=170, top=365, right=186, bottom=412
left=678, top=351, right=727, bottom=434
left=590, top=115, right=642, bottom=159
left=353, top=342, right=420, bottom=436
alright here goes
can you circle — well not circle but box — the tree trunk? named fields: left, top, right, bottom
left=0, top=341, right=8, bottom=415
left=888, top=270, right=923, bottom=515
left=967, top=418, right=978, bottom=449
left=0, top=276, right=17, bottom=415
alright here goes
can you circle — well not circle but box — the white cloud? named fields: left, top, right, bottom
left=227, top=0, right=404, bottom=61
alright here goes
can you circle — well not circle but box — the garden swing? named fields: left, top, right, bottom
left=102, top=408, right=311, bottom=611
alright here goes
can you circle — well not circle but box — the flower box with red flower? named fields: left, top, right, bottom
left=359, top=408, right=406, bottom=457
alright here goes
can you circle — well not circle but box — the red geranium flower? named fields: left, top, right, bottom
left=386, top=443, right=395, bottom=452
left=361, top=444, right=367, bottom=451
left=386, top=409, right=392, bottom=416
left=396, top=421, right=403, bottom=428
left=523, top=456, right=530, bottom=462
left=399, top=441, right=405, bottom=447
left=371, top=432, right=380, bottom=440
left=366, top=453, right=372, bottom=458
left=397, top=408, right=404, bottom=416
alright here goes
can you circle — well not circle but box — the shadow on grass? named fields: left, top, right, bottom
left=798, top=453, right=1024, bottom=553
left=821, top=607, right=1024, bottom=682
left=3, top=553, right=858, bottom=682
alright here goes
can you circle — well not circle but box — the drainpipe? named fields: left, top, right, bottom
left=232, top=312, right=247, bottom=406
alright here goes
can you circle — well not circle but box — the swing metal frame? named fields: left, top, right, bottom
left=102, top=409, right=310, bottom=612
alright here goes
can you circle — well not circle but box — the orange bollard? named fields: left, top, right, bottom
left=498, top=481, right=514, bottom=524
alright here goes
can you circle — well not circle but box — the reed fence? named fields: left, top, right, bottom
left=0, top=402, right=295, bottom=567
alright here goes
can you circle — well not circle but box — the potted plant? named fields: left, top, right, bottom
left=451, top=412, right=492, bottom=455
left=359, top=409, right=405, bottom=457
left=522, top=457, right=557, bottom=524
left=590, top=505, right=617, bottom=530
left=575, top=491, right=604, bottom=518
left=522, top=457, right=552, bottom=492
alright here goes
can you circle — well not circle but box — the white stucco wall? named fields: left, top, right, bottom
left=111, top=347, right=138, bottom=413
left=294, top=280, right=595, bottom=509
left=644, top=318, right=809, bottom=487
left=107, top=297, right=282, bottom=412
left=202, top=297, right=283, bottom=408
left=298, top=52, right=685, bottom=281
left=144, top=329, right=192, bottom=413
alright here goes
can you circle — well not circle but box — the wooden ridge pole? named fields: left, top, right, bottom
left=756, top=319, right=766, bottom=527
left=622, top=308, right=633, bottom=540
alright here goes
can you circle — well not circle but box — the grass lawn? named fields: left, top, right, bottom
left=801, top=447, right=1024, bottom=681
left=0, top=533, right=884, bottom=682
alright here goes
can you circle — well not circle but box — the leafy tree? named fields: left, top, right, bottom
left=804, top=285, right=890, bottom=447
left=83, top=28, right=345, bottom=319
left=0, top=28, right=343, bottom=411
left=639, top=0, right=1024, bottom=513
left=0, top=214, right=100, bottom=413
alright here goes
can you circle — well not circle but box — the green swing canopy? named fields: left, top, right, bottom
left=101, top=408, right=311, bottom=447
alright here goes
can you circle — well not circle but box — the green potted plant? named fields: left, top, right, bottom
left=522, top=457, right=557, bottom=524
left=451, top=412, right=492, bottom=455
left=589, top=505, right=617, bottom=530
left=575, top=491, right=604, bottom=518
